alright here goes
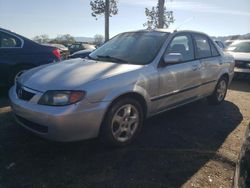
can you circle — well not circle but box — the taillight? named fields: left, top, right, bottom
left=52, top=49, right=61, bottom=59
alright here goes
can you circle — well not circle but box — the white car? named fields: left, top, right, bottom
left=226, top=40, right=250, bottom=76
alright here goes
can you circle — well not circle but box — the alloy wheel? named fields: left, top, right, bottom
left=111, top=104, right=139, bottom=143
left=216, top=79, right=227, bottom=101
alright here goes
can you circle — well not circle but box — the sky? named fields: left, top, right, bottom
left=0, top=0, right=250, bottom=39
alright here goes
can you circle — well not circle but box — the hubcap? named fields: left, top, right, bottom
left=217, top=80, right=227, bottom=101
left=111, top=104, right=139, bottom=142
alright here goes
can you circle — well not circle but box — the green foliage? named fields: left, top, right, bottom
left=144, top=1, right=174, bottom=29
left=90, top=0, right=118, bottom=19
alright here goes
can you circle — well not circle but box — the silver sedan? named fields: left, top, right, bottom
left=9, top=29, right=235, bottom=146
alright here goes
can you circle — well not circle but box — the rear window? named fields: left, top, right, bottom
left=194, top=35, right=212, bottom=59
left=226, top=41, right=250, bottom=53
left=0, top=31, right=22, bottom=48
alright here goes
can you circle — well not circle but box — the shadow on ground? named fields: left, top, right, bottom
left=0, top=92, right=243, bottom=188
left=229, top=78, right=250, bottom=92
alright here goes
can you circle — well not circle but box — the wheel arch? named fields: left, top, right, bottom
left=220, top=73, right=229, bottom=82
left=105, top=92, right=148, bottom=120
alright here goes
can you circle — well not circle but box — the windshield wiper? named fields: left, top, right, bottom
left=97, top=55, right=128, bottom=64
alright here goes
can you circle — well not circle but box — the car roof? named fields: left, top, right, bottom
left=126, top=29, right=209, bottom=36
left=232, top=39, right=250, bottom=42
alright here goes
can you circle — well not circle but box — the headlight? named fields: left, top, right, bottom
left=38, top=90, right=85, bottom=106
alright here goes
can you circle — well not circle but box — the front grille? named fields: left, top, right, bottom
left=235, top=60, right=250, bottom=69
left=16, top=115, right=48, bottom=133
left=16, top=83, right=35, bottom=101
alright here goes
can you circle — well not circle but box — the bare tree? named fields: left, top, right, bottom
left=50, top=34, right=76, bottom=46
left=158, top=0, right=165, bottom=28
left=144, top=0, right=174, bottom=29
left=94, top=34, right=104, bottom=46
left=33, top=34, right=50, bottom=44
left=90, top=0, right=118, bottom=42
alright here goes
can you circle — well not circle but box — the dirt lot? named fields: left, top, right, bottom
left=0, top=79, right=249, bottom=188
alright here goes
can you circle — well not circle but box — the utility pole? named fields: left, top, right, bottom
left=105, top=0, right=110, bottom=42
left=158, top=0, right=165, bottom=28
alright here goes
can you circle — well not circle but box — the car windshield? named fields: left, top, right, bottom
left=89, top=32, right=168, bottom=65
left=226, top=41, right=250, bottom=53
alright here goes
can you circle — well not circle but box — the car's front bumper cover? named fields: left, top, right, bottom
left=9, top=86, right=109, bottom=142
left=234, top=67, right=250, bottom=73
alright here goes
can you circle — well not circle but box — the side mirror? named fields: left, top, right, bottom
left=163, top=53, right=183, bottom=65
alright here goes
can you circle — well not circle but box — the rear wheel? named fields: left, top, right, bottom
left=100, top=98, right=144, bottom=147
left=207, top=76, right=228, bottom=105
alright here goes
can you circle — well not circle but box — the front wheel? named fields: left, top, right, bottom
left=100, top=98, right=144, bottom=147
left=207, top=77, right=228, bottom=105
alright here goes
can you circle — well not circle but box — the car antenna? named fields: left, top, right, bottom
left=174, top=16, right=195, bottom=31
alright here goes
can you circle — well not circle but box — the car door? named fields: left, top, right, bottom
left=156, top=33, right=202, bottom=111
left=192, top=34, right=221, bottom=97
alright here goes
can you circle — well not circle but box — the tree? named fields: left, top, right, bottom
left=50, top=34, right=76, bottom=45
left=144, top=0, right=174, bottom=29
left=94, top=34, right=104, bottom=46
left=33, top=34, right=50, bottom=44
left=90, top=0, right=118, bottom=42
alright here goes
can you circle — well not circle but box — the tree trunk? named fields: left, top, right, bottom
left=105, top=0, right=110, bottom=42
left=158, top=0, right=165, bottom=28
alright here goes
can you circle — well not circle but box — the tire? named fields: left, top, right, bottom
left=207, top=76, right=228, bottom=105
left=100, top=98, right=144, bottom=147
left=8, top=66, right=31, bottom=88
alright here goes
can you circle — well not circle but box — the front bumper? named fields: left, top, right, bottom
left=234, top=67, right=250, bottom=73
left=9, top=86, right=109, bottom=142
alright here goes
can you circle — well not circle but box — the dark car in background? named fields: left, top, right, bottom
left=0, top=28, right=61, bottom=87
left=69, top=49, right=94, bottom=59
left=43, top=43, right=69, bottom=60
left=68, top=42, right=95, bottom=54
left=234, top=124, right=250, bottom=188
left=214, top=40, right=226, bottom=50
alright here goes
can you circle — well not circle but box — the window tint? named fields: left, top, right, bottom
left=166, top=35, right=194, bottom=62
left=194, top=35, right=212, bottom=59
left=0, top=32, right=22, bottom=48
left=210, top=41, right=220, bottom=56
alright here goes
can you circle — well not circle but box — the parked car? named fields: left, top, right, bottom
left=234, top=124, right=250, bottom=188
left=9, top=29, right=234, bottom=146
left=68, top=42, right=95, bottom=54
left=226, top=40, right=250, bottom=77
left=69, top=49, right=94, bottom=59
left=214, top=40, right=226, bottom=50
left=43, top=43, right=69, bottom=59
left=225, top=39, right=236, bottom=46
left=0, top=28, right=61, bottom=87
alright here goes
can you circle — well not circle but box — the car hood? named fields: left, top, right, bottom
left=227, top=52, right=250, bottom=61
left=19, top=59, right=143, bottom=92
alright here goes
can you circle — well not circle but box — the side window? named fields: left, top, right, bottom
left=193, top=35, right=211, bottom=59
left=0, top=32, right=22, bottom=48
left=165, top=35, right=194, bottom=62
left=210, top=41, right=220, bottom=56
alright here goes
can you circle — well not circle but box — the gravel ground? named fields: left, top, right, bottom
left=0, top=79, right=249, bottom=188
